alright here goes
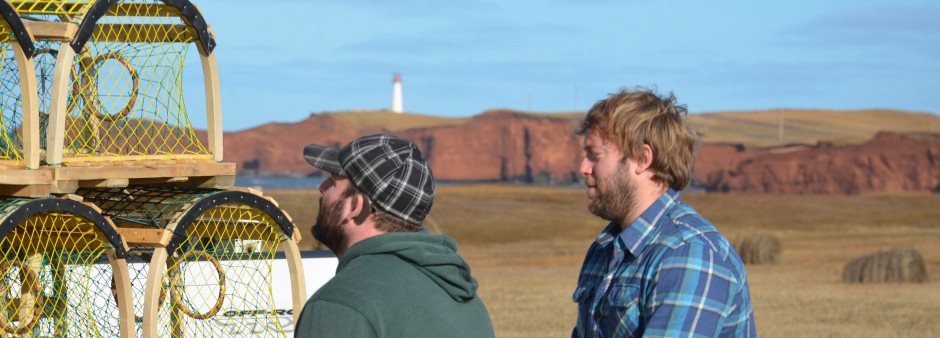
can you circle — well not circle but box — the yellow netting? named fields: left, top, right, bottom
left=0, top=211, right=121, bottom=337
left=154, top=205, right=288, bottom=337
left=64, top=0, right=209, bottom=162
left=11, top=0, right=92, bottom=16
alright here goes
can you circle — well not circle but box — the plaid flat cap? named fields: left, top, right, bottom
left=303, top=134, right=435, bottom=225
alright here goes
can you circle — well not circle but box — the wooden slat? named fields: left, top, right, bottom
left=106, top=249, right=135, bottom=338
left=22, top=21, right=78, bottom=41
left=142, top=248, right=169, bottom=338
left=279, top=240, right=306, bottom=324
left=44, top=44, right=76, bottom=166
left=0, top=168, right=52, bottom=184
left=52, top=162, right=235, bottom=180
left=0, top=184, right=51, bottom=197
left=128, top=176, right=189, bottom=185
left=14, top=40, right=40, bottom=169
left=201, top=49, right=223, bottom=161
left=94, top=24, right=195, bottom=43
left=61, top=154, right=215, bottom=163
left=78, top=178, right=131, bottom=188
left=115, top=227, right=172, bottom=247
left=0, top=162, right=234, bottom=196
left=190, top=175, right=236, bottom=189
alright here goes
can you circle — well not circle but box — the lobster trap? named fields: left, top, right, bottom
left=0, top=1, right=309, bottom=337
left=0, top=196, right=133, bottom=337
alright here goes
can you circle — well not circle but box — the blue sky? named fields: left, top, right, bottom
left=187, top=0, right=940, bottom=131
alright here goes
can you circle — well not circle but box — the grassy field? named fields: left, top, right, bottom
left=688, top=109, right=940, bottom=147
left=268, top=186, right=940, bottom=337
left=327, top=110, right=468, bottom=131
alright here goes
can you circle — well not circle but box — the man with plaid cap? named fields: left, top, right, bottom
left=294, top=134, right=495, bottom=338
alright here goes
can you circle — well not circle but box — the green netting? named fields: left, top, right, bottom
left=76, top=186, right=218, bottom=229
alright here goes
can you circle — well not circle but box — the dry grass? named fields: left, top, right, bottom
left=266, top=186, right=940, bottom=338
left=327, top=110, right=468, bottom=131
left=688, top=109, right=940, bottom=147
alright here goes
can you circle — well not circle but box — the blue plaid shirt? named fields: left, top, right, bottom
left=572, top=189, right=756, bottom=338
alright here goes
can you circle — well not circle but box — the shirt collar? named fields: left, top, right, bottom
left=616, top=188, right=681, bottom=255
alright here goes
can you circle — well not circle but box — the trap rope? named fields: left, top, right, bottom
left=168, top=250, right=226, bottom=320
left=0, top=259, right=44, bottom=334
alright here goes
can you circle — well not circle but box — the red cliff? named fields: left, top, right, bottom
left=219, top=111, right=940, bottom=194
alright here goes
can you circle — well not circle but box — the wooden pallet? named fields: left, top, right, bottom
left=0, top=161, right=235, bottom=197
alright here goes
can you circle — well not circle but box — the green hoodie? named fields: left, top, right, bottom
left=295, top=232, right=495, bottom=338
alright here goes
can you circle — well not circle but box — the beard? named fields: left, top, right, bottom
left=312, top=196, right=349, bottom=257
left=587, top=162, right=635, bottom=223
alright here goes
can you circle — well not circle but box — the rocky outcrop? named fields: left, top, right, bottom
left=219, top=111, right=940, bottom=194
left=708, top=132, right=940, bottom=194
left=222, top=114, right=359, bottom=176
left=399, top=110, right=582, bottom=183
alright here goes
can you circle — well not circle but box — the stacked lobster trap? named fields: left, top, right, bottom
left=0, top=0, right=307, bottom=337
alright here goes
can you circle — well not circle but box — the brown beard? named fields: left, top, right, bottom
left=312, top=196, right=349, bottom=257
left=587, top=162, right=635, bottom=223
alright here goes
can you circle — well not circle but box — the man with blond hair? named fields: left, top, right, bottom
left=571, top=88, right=756, bottom=337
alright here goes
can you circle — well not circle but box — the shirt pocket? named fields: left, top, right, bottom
left=603, top=283, right=641, bottom=326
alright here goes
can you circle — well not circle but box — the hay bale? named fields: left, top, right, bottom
left=733, top=233, right=782, bottom=265
left=843, top=248, right=929, bottom=284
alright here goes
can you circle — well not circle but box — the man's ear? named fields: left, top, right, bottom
left=635, top=144, right=654, bottom=174
left=352, top=194, right=371, bottom=225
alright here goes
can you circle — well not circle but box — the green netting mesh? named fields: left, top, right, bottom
left=77, top=186, right=218, bottom=229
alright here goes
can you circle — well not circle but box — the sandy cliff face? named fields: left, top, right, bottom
left=219, top=112, right=940, bottom=194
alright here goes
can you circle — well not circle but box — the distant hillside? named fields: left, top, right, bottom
left=245, top=108, right=940, bottom=149
left=215, top=108, right=940, bottom=194
left=322, top=110, right=468, bottom=132
left=689, top=109, right=940, bottom=148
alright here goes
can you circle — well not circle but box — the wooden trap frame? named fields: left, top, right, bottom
left=0, top=1, right=308, bottom=337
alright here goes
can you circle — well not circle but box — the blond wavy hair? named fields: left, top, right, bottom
left=575, top=87, right=697, bottom=190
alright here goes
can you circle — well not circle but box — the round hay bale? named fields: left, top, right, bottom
left=733, top=233, right=782, bottom=265
left=843, top=248, right=929, bottom=284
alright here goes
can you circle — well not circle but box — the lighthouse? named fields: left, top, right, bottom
left=391, top=73, right=403, bottom=113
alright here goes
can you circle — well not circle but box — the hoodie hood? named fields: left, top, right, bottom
left=338, top=232, right=478, bottom=302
